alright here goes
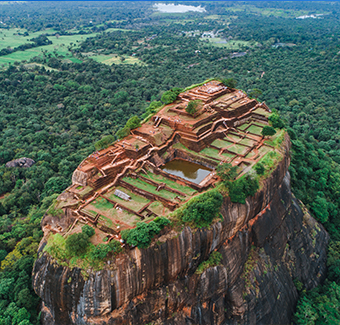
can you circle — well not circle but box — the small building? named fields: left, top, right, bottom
left=114, top=189, right=131, bottom=201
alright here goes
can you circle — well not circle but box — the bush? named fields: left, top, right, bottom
left=220, top=78, right=237, bottom=88
left=82, top=225, right=95, bottom=238
left=121, top=217, right=170, bottom=248
left=89, top=240, right=122, bottom=260
left=196, top=251, right=222, bottom=274
left=261, top=126, right=276, bottom=137
left=161, top=87, right=183, bottom=104
left=94, top=134, right=114, bottom=150
left=116, top=126, right=130, bottom=139
left=180, top=190, right=223, bottom=227
left=126, top=116, right=141, bottom=130
left=229, top=175, right=259, bottom=204
left=186, top=100, right=201, bottom=115
left=254, top=163, right=265, bottom=175
left=216, top=163, right=238, bottom=183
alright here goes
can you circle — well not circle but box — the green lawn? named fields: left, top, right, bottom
left=91, top=197, right=114, bottom=211
left=204, top=38, right=257, bottom=49
left=122, top=176, right=178, bottom=201
left=148, top=201, right=170, bottom=216
left=141, top=172, right=196, bottom=196
left=98, top=215, right=113, bottom=228
left=89, top=54, right=145, bottom=66
left=225, top=134, right=242, bottom=142
left=211, top=138, right=233, bottom=148
left=81, top=208, right=97, bottom=218
left=258, top=145, right=272, bottom=156
left=239, top=137, right=256, bottom=146
left=253, top=107, right=271, bottom=117
left=107, top=186, right=150, bottom=212
left=227, top=144, right=249, bottom=155
left=221, top=152, right=236, bottom=159
left=0, top=28, right=58, bottom=51
left=245, top=150, right=257, bottom=159
left=200, top=147, right=222, bottom=160
left=247, top=125, right=263, bottom=135
left=237, top=123, right=250, bottom=131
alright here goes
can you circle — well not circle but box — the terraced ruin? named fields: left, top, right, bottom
left=54, top=80, right=281, bottom=245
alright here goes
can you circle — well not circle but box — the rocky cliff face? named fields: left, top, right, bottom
left=33, top=138, right=329, bottom=324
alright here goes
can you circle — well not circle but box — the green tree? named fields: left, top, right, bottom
left=180, top=190, right=223, bottom=227
left=269, top=113, right=285, bottom=129
left=161, top=90, right=177, bottom=104
left=216, top=163, right=238, bottom=184
left=186, top=100, right=200, bottom=115
left=65, top=232, right=89, bottom=256
left=121, top=217, right=170, bottom=248
left=126, top=116, right=141, bottom=130
left=221, top=78, right=237, bottom=88
left=249, top=88, right=262, bottom=99
left=261, top=126, right=276, bottom=137
left=82, top=225, right=95, bottom=238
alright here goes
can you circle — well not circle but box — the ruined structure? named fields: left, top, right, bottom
left=33, top=80, right=329, bottom=325
left=44, top=80, right=275, bottom=239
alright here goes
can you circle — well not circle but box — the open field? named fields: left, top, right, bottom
left=89, top=53, right=145, bottom=66
left=0, top=28, right=135, bottom=67
left=204, top=38, right=257, bottom=49
left=0, top=28, right=58, bottom=50
left=224, top=5, right=322, bottom=18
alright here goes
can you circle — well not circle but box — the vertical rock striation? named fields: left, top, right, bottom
left=33, top=137, right=329, bottom=324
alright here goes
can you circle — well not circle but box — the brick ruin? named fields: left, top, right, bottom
left=56, top=80, right=276, bottom=244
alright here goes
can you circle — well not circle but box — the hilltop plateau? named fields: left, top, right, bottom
left=32, top=80, right=328, bottom=324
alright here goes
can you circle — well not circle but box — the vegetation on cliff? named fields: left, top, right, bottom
left=120, top=217, right=170, bottom=248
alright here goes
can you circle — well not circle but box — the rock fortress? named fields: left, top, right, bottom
left=33, top=79, right=329, bottom=325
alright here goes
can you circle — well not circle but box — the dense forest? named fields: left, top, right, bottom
left=0, top=1, right=340, bottom=324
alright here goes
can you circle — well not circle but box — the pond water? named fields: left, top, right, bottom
left=154, top=3, right=206, bottom=13
left=161, top=159, right=212, bottom=184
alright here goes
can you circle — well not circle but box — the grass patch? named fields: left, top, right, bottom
left=107, top=186, right=150, bottom=212
left=264, top=129, right=286, bottom=148
left=123, top=176, right=178, bottom=201
left=196, top=251, right=222, bottom=274
left=141, top=171, right=196, bottom=196
left=227, top=144, right=249, bottom=155
left=91, top=197, right=114, bottom=211
left=0, top=28, right=133, bottom=67
left=247, top=124, right=263, bottom=135
left=226, top=133, right=242, bottom=142
left=89, top=54, right=145, bottom=66
left=204, top=38, right=256, bottom=49
left=200, top=147, right=222, bottom=160
left=148, top=201, right=170, bottom=216
left=238, top=123, right=250, bottom=131
left=239, top=137, right=256, bottom=146
left=98, top=215, right=113, bottom=228
left=211, top=138, right=233, bottom=148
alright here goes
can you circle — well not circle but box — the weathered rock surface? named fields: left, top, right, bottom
left=33, top=139, right=329, bottom=324
left=6, top=157, right=35, bottom=168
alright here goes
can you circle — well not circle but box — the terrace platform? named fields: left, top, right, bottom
left=62, top=80, right=274, bottom=239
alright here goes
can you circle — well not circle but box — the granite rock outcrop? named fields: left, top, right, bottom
left=32, top=137, right=329, bottom=325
